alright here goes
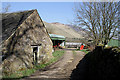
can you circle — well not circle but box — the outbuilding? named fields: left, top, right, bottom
left=107, top=37, right=120, bottom=47
left=49, top=34, right=65, bottom=48
left=1, top=9, right=53, bottom=74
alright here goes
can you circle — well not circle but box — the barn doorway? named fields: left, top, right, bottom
left=31, top=44, right=42, bottom=65
left=33, top=47, right=38, bottom=64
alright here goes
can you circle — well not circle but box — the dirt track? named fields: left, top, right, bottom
left=21, top=49, right=85, bottom=80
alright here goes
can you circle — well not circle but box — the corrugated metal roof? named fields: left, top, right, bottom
left=112, top=37, right=118, bottom=40
left=49, top=34, right=65, bottom=39
left=107, top=39, right=119, bottom=47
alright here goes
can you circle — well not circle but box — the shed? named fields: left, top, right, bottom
left=49, top=34, right=65, bottom=48
left=107, top=38, right=120, bottom=47
left=0, top=9, right=53, bottom=74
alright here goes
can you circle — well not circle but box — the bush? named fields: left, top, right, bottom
left=88, top=46, right=120, bottom=80
left=71, top=46, right=120, bottom=80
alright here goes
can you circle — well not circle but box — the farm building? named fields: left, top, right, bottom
left=49, top=34, right=65, bottom=48
left=0, top=9, right=53, bottom=74
left=107, top=37, right=120, bottom=47
left=65, top=42, right=83, bottom=48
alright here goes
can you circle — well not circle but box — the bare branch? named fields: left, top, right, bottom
left=74, top=2, right=119, bottom=45
left=2, top=4, right=11, bottom=13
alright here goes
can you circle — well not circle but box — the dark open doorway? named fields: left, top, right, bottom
left=31, top=44, right=42, bottom=65
left=33, top=47, right=38, bottom=64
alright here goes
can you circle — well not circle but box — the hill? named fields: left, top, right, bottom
left=66, top=24, right=89, bottom=38
left=43, top=22, right=84, bottom=39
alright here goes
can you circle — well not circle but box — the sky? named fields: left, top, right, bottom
left=2, top=2, right=76, bottom=24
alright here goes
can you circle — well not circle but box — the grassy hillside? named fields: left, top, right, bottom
left=43, top=22, right=84, bottom=39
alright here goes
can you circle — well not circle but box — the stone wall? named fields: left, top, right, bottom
left=1, top=10, right=53, bottom=75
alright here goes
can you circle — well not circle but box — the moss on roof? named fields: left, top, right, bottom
left=2, top=10, right=35, bottom=41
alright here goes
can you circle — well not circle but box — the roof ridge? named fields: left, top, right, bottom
left=2, top=9, right=36, bottom=14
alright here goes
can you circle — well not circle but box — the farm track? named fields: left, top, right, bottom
left=21, top=49, right=86, bottom=80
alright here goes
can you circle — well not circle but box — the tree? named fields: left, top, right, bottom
left=74, top=2, right=119, bottom=46
left=2, top=3, right=11, bottom=13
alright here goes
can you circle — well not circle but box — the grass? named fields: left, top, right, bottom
left=35, top=50, right=64, bottom=69
left=80, top=49, right=90, bottom=54
left=3, top=68, right=36, bottom=79
left=76, top=48, right=90, bottom=54
left=3, top=50, right=65, bottom=79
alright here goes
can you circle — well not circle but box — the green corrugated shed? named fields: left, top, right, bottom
left=49, top=34, right=65, bottom=40
left=49, top=34, right=66, bottom=47
left=107, top=39, right=120, bottom=47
